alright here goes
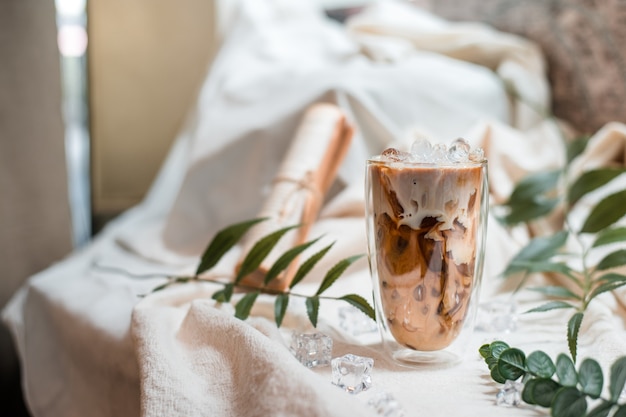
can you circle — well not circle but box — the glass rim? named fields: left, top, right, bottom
left=366, top=157, right=488, bottom=168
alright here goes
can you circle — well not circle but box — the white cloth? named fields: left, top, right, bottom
left=4, top=1, right=626, bottom=417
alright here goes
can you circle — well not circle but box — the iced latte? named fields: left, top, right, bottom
left=366, top=139, right=487, bottom=358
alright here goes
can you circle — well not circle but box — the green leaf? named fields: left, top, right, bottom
left=614, top=405, right=626, bottom=417
left=609, top=356, right=626, bottom=402
left=528, top=286, right=581, bottom=300
left=274, top=293, right=289, bottom=327
left=526, top=301, right=577, bottom=314
left=339, top=294, right=376, bottom=322
left=212, top=283, right=234, bottom=303
left=235, top=225, right=299, bottom=284
left=499, top=197, right=560, bottom=225
left=551, top=387, right=587, bottom=417
left=556, top=353, right=578, bottom=387
left=502, top=231, right=569, bottom=277
left=486, top=356, right=498, bottom=370
left=289, top=242, right=335, bottom=289
left=316, top=254, right=365, bottom=295
left=518, top=261, right=578, bottom=279
left=527, top=351, right=556, bottom=378
left=508, top=169, right=561, bottom=205
left=566, top=136, right=589, bottom=165
left=522, top=379, right=538, bottom=405
left=580, top=190, right=626, bottom=234
left=234, top=291, right=260, bottom=320
left=196, top=218, right=267, bottom=275
left=529, top=378, right=560, bottom=407
left=479, top=343, right=491, bottom=359
left=263, top=237, right=321, bottom=285
left=597, top=272, right=626, bottom=284
left=593, top=227, right=626, bottom=248
left=568, top=312, right=584, bottom=363
left=589, top=280, right=626, bottom=301
left=568, top=168, right=626, bottom=206
left=596, top=249, right=626, bottom=271
left=490, top=341, right=510, bottom=360
left=490, top=363, right=506, bottom=384
left=578, top=358, right=603, bottom=398
left=586, top=401, right=614, bottom=417
left=497, top=348, right=527, bottom=381
left=306, top=296, right=320, bottom=328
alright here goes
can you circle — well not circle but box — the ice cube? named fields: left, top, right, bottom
left=496, top=380, right=524, bottom=407
left=331, top=354, right=373, bottom=394
left=431, top=143, right=447, bottom=163
left=339, top=306, right=378, bottom=336
left=475, top=298, right=518, bottom=333
left=447, top=138, right=470, bottom=162
left=367, top=391, right=405, bottom=417
left=469, top=147, right=485, bottom=163
left=290, top=332, right=333, bottom=368
left=410, top=138, right=433, bottom=162
left=381, top=148, right=410, bottom=162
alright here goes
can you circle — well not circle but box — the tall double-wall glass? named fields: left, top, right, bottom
left=365, top=147, right=488, bottom=366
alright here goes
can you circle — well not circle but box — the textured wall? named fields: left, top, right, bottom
left=88, top=0, right=217, bottom=216
left=413, top=0, right=626, bottom=135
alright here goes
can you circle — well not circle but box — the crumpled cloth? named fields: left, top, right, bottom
left=3, top=1, right=626, bottom=417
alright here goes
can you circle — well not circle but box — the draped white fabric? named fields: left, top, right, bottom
left=4, top=1, right=625, bottom=416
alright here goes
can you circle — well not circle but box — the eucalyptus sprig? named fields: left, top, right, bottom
left=496, top=137, right=626, bottom=361
left=153, top=218, right=375, bottom=328
left=480, top=341, right=626, bottom=417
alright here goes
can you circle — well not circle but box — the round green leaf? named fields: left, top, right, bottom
left=527, top=351, right=556, bottom=378
left=586, top=401, right=614, bottom=417
left=490, top=363, right=506, bottom=384
left=529, top=378, right=560, bottom=407
left=556, top=353, right=578, bottom=387
left=551, top=387, right=587, bottom=417
left=479, top=343, right=491, bottom=359
left=490, top=341, right=510, bottom=360
left=613, top=404, right=626, bottom=417
left=578, top=358, right=603, bottom=398
left=498, top=348, right=527, bottom=381
left=609, top=356, right=626, bottom=402
left=522, top=379, right=538, bottom=405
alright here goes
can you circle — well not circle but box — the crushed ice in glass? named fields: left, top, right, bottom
left=367, top=391, right=405, bottom=417
left=496, top=380, right=524, bottom=407
left=289, top=332, right=333, bottom=368
left=375, top=137, right=485, bottom=165
left=339, top=305, right=378, bottom=336
left=475, top=298, right=518, bottom=333
left=331, top=353, right=373, bottom=394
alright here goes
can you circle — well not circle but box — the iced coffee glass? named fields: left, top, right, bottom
left=365, top=139, right=488, bottom=366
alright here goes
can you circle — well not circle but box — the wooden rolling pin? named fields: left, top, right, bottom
left=236, top=103, right=354, bottom=291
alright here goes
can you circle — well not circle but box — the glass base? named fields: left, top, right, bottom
left=387, top=344, right=464, bottom=369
